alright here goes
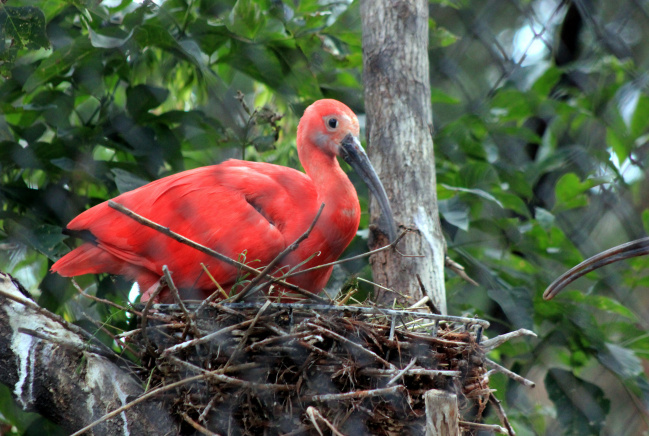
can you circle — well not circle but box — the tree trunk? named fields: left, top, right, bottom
left=361, top=0, right=447, bottom=313
left=0, top=272, right=177, bottom=435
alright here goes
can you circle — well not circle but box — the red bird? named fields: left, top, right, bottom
left=51, top=99, right=396, bottom=301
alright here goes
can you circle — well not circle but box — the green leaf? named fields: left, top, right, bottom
left=4, top=220, right=68, bottom=261
left=126, top=85, right=170, bottom=120
left=87, top=26, right=134, bottom=49
left=531, top=66, right=561, bottom=96
left=458, top=161, right=500, bottom=189
left=111, top=168, right=148, bottom=194
left=23, top=37, right=94, bottom=92
left=493, top=192, right=530, bottom=218
left=631, top=94, right=649, bottom=138
left=487, top=286, right=534, bottom=330
left=0, top=6, right=50, bottom=76
left=597, top=343, right=643, bottom=380
left=430, top=24, right=459, bottom=48
left=606, top=127, right=630, bottom=164
left=438, top=196, right=469, bottom=231
left=431, top=87, right=460, bottom=105
left=440, top=183, right=503, bottom=208
left=554, top=173, right=608, bottom=213
left=545, top=369, right=610, bottom=435
left=226, top=0, right=267, bottom=40
left=642, top=210, right=649, bottom=235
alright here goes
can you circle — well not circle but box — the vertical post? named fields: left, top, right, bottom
left=360, top=0, right=447, bottom=313
left=425, top=389, right=460, bottom=436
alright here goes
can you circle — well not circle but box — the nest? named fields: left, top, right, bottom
left=131, top=301, right=525, bottom=435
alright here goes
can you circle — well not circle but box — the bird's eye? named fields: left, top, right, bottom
left=327, top=118, right=338, bottom=129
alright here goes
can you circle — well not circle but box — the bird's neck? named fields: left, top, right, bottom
left=299, top=143, right=361, bottom=251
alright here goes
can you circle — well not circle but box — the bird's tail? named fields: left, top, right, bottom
left=51, top=243, right=120, bottom=277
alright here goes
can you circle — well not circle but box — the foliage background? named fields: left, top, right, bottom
left=1, top=0, right=649, bottom=434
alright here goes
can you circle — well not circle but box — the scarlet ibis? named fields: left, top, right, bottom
left=51, top=99, right=396, bottom=301
left=544, top=237, right=649, bottom=299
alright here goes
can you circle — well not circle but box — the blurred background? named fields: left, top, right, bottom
left=1, top=0, right=649, bottom=434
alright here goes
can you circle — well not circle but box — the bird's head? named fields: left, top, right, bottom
left=297, top=99, right=397, bottom=242
left=298, top=99, right=361, bottom=157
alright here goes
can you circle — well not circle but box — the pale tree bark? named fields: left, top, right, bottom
left=361, top=0, right=447, bottom=313
left=0, top=272, right=177, bottom=435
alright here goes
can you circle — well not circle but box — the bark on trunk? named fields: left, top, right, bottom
left=361, top=0, right=447, bottom=312
left=425, top=389, right=460, bottom=436
left=0, top=272, right=177, bottom=435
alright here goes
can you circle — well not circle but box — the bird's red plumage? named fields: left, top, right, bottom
left=51, top=100, right=364, bottom=301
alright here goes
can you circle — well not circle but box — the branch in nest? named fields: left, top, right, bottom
left=162, top=265, right=202, bottom=339
left=459, top=420, right=509, bottom=434
left=359, top=368, right=461, bottom=378
left=489, top=392, right=517, bottom=436
left=160, top=318, right=257, bottom=358
left=485, top=358, right=535, bottom=388
left=306, top=406, right=346, bottom=436
left=181, top=412, right=218, bottom=436
left=306, top=322, right=395, bottom=369
left=481, top=328, right=537, bottom=351
left=303, top=385, right=405, bottom=402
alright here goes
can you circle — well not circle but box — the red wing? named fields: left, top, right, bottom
left=55, top=161, right=318, bottom=289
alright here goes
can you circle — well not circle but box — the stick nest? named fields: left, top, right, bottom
left=131, top=302, right=513, bottom=435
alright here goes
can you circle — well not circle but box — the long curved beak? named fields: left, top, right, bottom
left=543, top=237, right=649, bottom=300
left=340, top=133, right=397, bottom=242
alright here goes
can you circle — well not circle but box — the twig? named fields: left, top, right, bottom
left=151, top=302, right=491, bottom=328
left=197, top=263, right=229, bottom=309
left=304, top=385, right=405, bottom=402
left=356, top=277, right=412, bottom=300
left=160, top=319, right=256, bottom=357
left=359, top=368, right=461, bottom=377
left=231, top=203, right=325, bottom=302
left=445, top=256, right=479, bottom=286
left=481, top=329, right=537, bottom=351
left=166, top=356, right=290, bottom=391
left=162, top=265, right=201, bottom=339
left=71, top=278, right=147, bottom=318
left=489, top=392, right=516, bottom=436
left=485, top=358, right=535, bottom=387
left=108, top=201, right=324, bottom=302
left=224, top=300, right=272, bottom=367
left=306, top=406, right=346, bottom=436
left=282, top=230, right=408, bottom=279
left=69, top=363, right=289, bottom=436
left=386, top=357, right=417, bottom=386
left=263, top=323, right=342, bottom=362
left=198, top=395, right=218, bottom=423
left=405, top=296, right=430, bottom=310
left=416, top=274, right=441, bottom=314
left=306, top=322, right=395, bottom=369
left=79, top=314, right=140, bottom=357
left=181, top=412, right=219, bottom=436
left=459, top=421, right=508, bottom=434
left=141, top=282, right=165, bottom=357
left=246, top=331, right=309, bottom=351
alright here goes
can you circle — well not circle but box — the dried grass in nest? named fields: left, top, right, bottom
left=129, top=301, right=530, bottom=435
